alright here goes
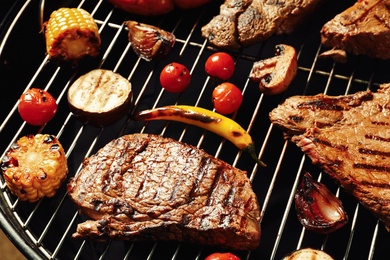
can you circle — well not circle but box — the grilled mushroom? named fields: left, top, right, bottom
left=249, top=44, right=298, bottom=95
left=125, top=20, right=175, bottom=61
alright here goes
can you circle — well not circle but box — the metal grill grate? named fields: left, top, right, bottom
left=1, top=0, right=389, bottom=259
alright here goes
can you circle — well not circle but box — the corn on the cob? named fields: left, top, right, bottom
left=44, top=7, right=101, bottom=62
left=1, top=134, right=68, bottom=202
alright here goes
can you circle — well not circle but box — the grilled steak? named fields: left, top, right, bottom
left=321, top=0, right=390, bottom=60
left=201, top=0, right=325, bottom=49
left=269, top=83, right=390, bottom=231
left=67, top=133, right=261, bottom=250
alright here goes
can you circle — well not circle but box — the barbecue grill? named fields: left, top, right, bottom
left=1, top=0, right=389, bottom=259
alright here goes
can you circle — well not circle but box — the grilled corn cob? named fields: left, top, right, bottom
left=1, top=134, right=68, bottom=202
left=44, top=7, right=101, bottom=62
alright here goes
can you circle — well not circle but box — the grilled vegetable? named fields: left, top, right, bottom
left=295, top=172, right=348, bottom=234
left=125, top=20, right=175, bottom=61
left=44, top=7, right=101, bottom=62
left=249, top=44, right=297, bottom=95
left=205, top=52, right=235, bottom=81
left=18, top=88, right=58, bottom=126
left=205, top=252, right=241, bottom=260
left=1, top=134, right=68, bottom=202
left=212, top=82, right=243, bottom=115
left=282, top=248, right=334, bottom=260
left=160, top=62, right=191, bottom=93
left=67, top=69, right=133, bottom=127
left=132, top=105, right=266, bottom=166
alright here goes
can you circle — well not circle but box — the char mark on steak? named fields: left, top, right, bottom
left=201, top=0, right=326, bottom=49
left=67, top=133, right=261, bottom=250
left=269, top=83, right=390, bottom=231
left=321, top=0, right=390, bottom=60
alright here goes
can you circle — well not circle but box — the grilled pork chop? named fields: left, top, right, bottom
left=201, top=0, right=325, bottom=49
left=321, top=0, right=390, bottom=60
left=269, top=83, right=390, bottom=231
left=67, top=133, right=261, bottom=250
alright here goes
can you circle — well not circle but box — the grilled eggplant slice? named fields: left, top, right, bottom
left=67, top=69, right=133, bottom=127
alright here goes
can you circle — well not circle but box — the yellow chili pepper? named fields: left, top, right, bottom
left=133, top=105, right=266, bottom=167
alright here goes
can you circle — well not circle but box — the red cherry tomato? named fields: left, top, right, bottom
left=205, top=52, right=235, bottom=81
left=18, top=88, right=58, bottom=126
left=160, top=62, right=191, bottom=93
left=212, top=82, right=243, bottom=115
left=205, top=252, right=241, bottom=260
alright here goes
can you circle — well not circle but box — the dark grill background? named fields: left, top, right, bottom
left=1, top=0, right=389, bottom=259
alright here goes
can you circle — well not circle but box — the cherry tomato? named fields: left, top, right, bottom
left=160, top=62, right=191, bottom=93
left=205, top=52, right=235, bottom=81
left=205, top=252, right=241, bottom=260
left=18, top=88, right=58, bottom=126
left=212, top=82, right=243, bottom=115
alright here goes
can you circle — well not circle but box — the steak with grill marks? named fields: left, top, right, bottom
left=67, top=133, right=261, bottom=250
left=321, top=0, right=390, bottom=60
left=269, top=83, right=390, bottom=231
left=201, top=0, right=325, bottom=49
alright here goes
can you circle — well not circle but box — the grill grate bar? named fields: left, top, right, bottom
left=269, top=155, right=306, bottom=259
left=51, top=211, right=80, bottom=259
left=368, top=223, right=379, bottom=260
left=258, top=139, right=288, bottom=219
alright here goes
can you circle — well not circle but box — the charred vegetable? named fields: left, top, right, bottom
left=205, top=52, right=235, bottom=81
left=282, top=248, right=334, bottom=260
left=1, top=134, right=68, bottom=202
left=212, top=82, right=243, bottom=115
left=249, top=44, right=297, bottom=95
left=205, top=252, right=241, bottom=260
left=67, top=69, right=133, bottom=127
left=132, top=105, right=266, bottom=167
left=125, top=20, right=175, bottom=61
left=44, top=8, right=101, bottom=63
left=294, top=172, right=348, bottom=234
left=160, top=62, right=191, bottom=93
left=18, top=88, right=58, bottom=126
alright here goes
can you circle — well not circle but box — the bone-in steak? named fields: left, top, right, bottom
left=269, top=84, right=390, bottom=231
left=321, top=0, right=390, bottom=60
left=67, top=133, right=261, bottom=250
